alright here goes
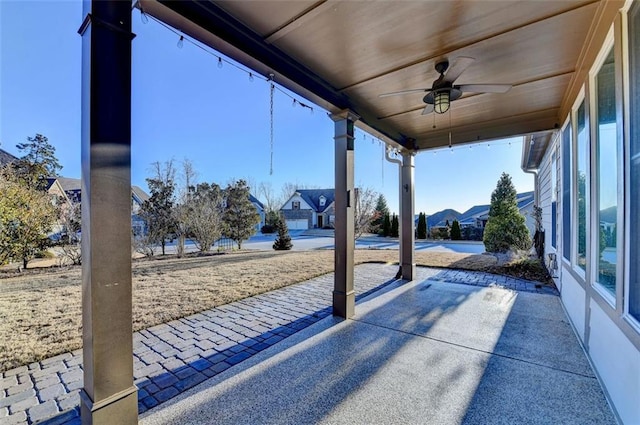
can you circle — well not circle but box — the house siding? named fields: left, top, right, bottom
left=527, top=5, right=640, bottom=423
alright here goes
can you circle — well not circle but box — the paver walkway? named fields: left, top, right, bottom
left=0, top=264, right=556, bottom=424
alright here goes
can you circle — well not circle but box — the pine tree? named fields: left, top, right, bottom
left=382, top=213, right=391, bottom=237
left=223, top=179, right=261, bottom=249
left=450, top=219, right=462, bottom=240
left=390, top=213, right=399, bottom=237
left=273, top=216, right=293, bottom=250
left=417, top=212, right=427, bottom=239
left=13, top=134, right=62, bottom=190
left=370, top=194, right=390, bottom=234
left=483, top=172, right=532, bottom=252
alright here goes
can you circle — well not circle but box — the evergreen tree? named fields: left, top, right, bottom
left=390, top=213, right=399, bottom=237
left=483, top=172, right=532, bottom=252
left=141, top=161, right=176, bottom=255
left=382, top=213, right=391, bottom=237
left=273, top=216, right=293, bottom=250
left=13, top=134, right=62, bottom=190
left=417, top=212, right=427, bottom=239
left=223, top=179, right=261, bottom=249
left=450, top=219, right=462, bottom=240
left=370, top=194, right=390, bottom=234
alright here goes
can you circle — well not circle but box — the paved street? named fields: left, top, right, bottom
left=158, top=232, right=486, bottom=255
left=0, top=265, right=555, bottom=424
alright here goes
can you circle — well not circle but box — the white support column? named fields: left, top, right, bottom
left=331, top=110, right=359, bottom=319
left=400, top=152, right=416, bottom=280
left=79, top=1, right=137, bottom=423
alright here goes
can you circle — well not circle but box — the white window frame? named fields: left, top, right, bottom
left=571, top=89, right=589, bottom=280
left=589, top=28, right=619, bottom=308
left=560, top=115, right=573, bottom=268
left=622, top=1, right=640, bottom=331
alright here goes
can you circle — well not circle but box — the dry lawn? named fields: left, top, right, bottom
left=0, top=249, right=496, bottom=372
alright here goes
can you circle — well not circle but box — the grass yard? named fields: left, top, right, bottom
left=0, top=248, right=529, bottom=372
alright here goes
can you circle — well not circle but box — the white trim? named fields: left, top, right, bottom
left=588, top=28, right=618, bottom=308
left=570, top=91, right=588, bottom=281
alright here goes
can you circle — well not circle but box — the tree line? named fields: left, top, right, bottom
left=135, top=159, right=261, bottom=256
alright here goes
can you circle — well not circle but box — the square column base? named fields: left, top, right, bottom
left=401, top=263, right=416, bottom=281
left=333, top=290, right=355, bottom=319
left=81, top=387, right=138, bottom=425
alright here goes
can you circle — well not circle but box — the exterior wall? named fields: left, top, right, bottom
left=537, top=141, right=559, bottom=279
left=531, top=4, right=640, bottom=423
left=560, top=268, right=586, bottom=341
left=589, top=300, right=640, bottom=422
left=281, top=194, right=315, bottom=228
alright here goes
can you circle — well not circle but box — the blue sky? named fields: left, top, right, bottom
left=0, top=1, right=533, bottom=215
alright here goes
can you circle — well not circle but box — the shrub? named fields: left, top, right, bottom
left=483, top=173, right=532, bottom=253
left=273, top=218, right=292, bottom=250
left=390, top=214, right=399, bottom=237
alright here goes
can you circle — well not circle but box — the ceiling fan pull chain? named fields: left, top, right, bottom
left=269, top=73, right=275, bottom=175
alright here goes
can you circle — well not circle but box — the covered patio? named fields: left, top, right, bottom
left=77, top=0, right=625, bottom=423
left=139, top=265, right=613, bottom=425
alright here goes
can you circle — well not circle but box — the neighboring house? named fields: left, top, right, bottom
left=457, top=191, right=536, bottom=235
left=45, top=177, right=150, bottom=236
left=0, top=147, right=18, bottom=167
left=280, top=189, right=335, bottom=230
left=248, top=194, right=266, bottom=234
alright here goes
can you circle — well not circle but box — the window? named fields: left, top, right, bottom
left=629, top=0, right=640, bottom=321
left=319, top=196, right=326, bottom=207
left=594, top=46, right=620, bottom=297
left=562, top=123, right=572, bottom=261
left=292, top=201, right=300, bottom=210
left=575, top=100, right=588, bottom=272
left=551, top=147, right=557, bottom=249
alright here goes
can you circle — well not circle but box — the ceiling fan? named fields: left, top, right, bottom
left=379, top=57, right=512, bottom=115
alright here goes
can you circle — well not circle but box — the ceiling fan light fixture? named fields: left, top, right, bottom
left=434, top=90, right=450, bottom=114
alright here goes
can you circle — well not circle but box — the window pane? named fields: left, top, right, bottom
left=562, top=125, right=571, bottom=261
left=595, top=48, right=619, bottom=296
left=576, top=101, right=588, bottom=271
left=629, top=1, right=640, bottom=321
left=551, top=151, right=557, bottom=249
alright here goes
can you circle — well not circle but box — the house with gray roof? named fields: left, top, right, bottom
left=0, top=147, right=18, bottom=167
left=280, top=189, right=335, bottom=230
left=44, top=176, right=151, bottom=237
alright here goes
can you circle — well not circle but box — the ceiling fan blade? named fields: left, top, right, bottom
left=421, top=104, right=434, bottom=115
left=379, top=88, right=430, bottom=98
left=457, top=84, right=512, bottom=93
left=443, top=56, right=475, bottom=83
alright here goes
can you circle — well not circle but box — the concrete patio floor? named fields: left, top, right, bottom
left=141, top=268, right=615, bottom=425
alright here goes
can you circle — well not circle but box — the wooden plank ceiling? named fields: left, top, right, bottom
left=140, top=0, right=605, bottom=151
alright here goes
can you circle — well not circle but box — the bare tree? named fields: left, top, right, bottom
left=57, top=201, right=82, bottom=265
left=184, top=182, right=225, bottom=252
left=354, top=187, right=379, bottom=239
left=174, top=159, right=198, bottom=257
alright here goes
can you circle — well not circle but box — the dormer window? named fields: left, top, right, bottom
left=319, top=196, right=326, bottom=207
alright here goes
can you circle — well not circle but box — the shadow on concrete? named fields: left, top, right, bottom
left=38, top=274, right=404, bottom=425
left=139, top=271, right=614, bottom=425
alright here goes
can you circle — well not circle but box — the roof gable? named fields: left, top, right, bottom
left=296, top=189, right=335, bottom=212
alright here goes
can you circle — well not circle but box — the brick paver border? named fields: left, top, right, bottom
left=0, top=264, right=554, bottom=424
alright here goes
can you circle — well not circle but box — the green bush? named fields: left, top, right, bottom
left=483, top=173, right=532, bottom=253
